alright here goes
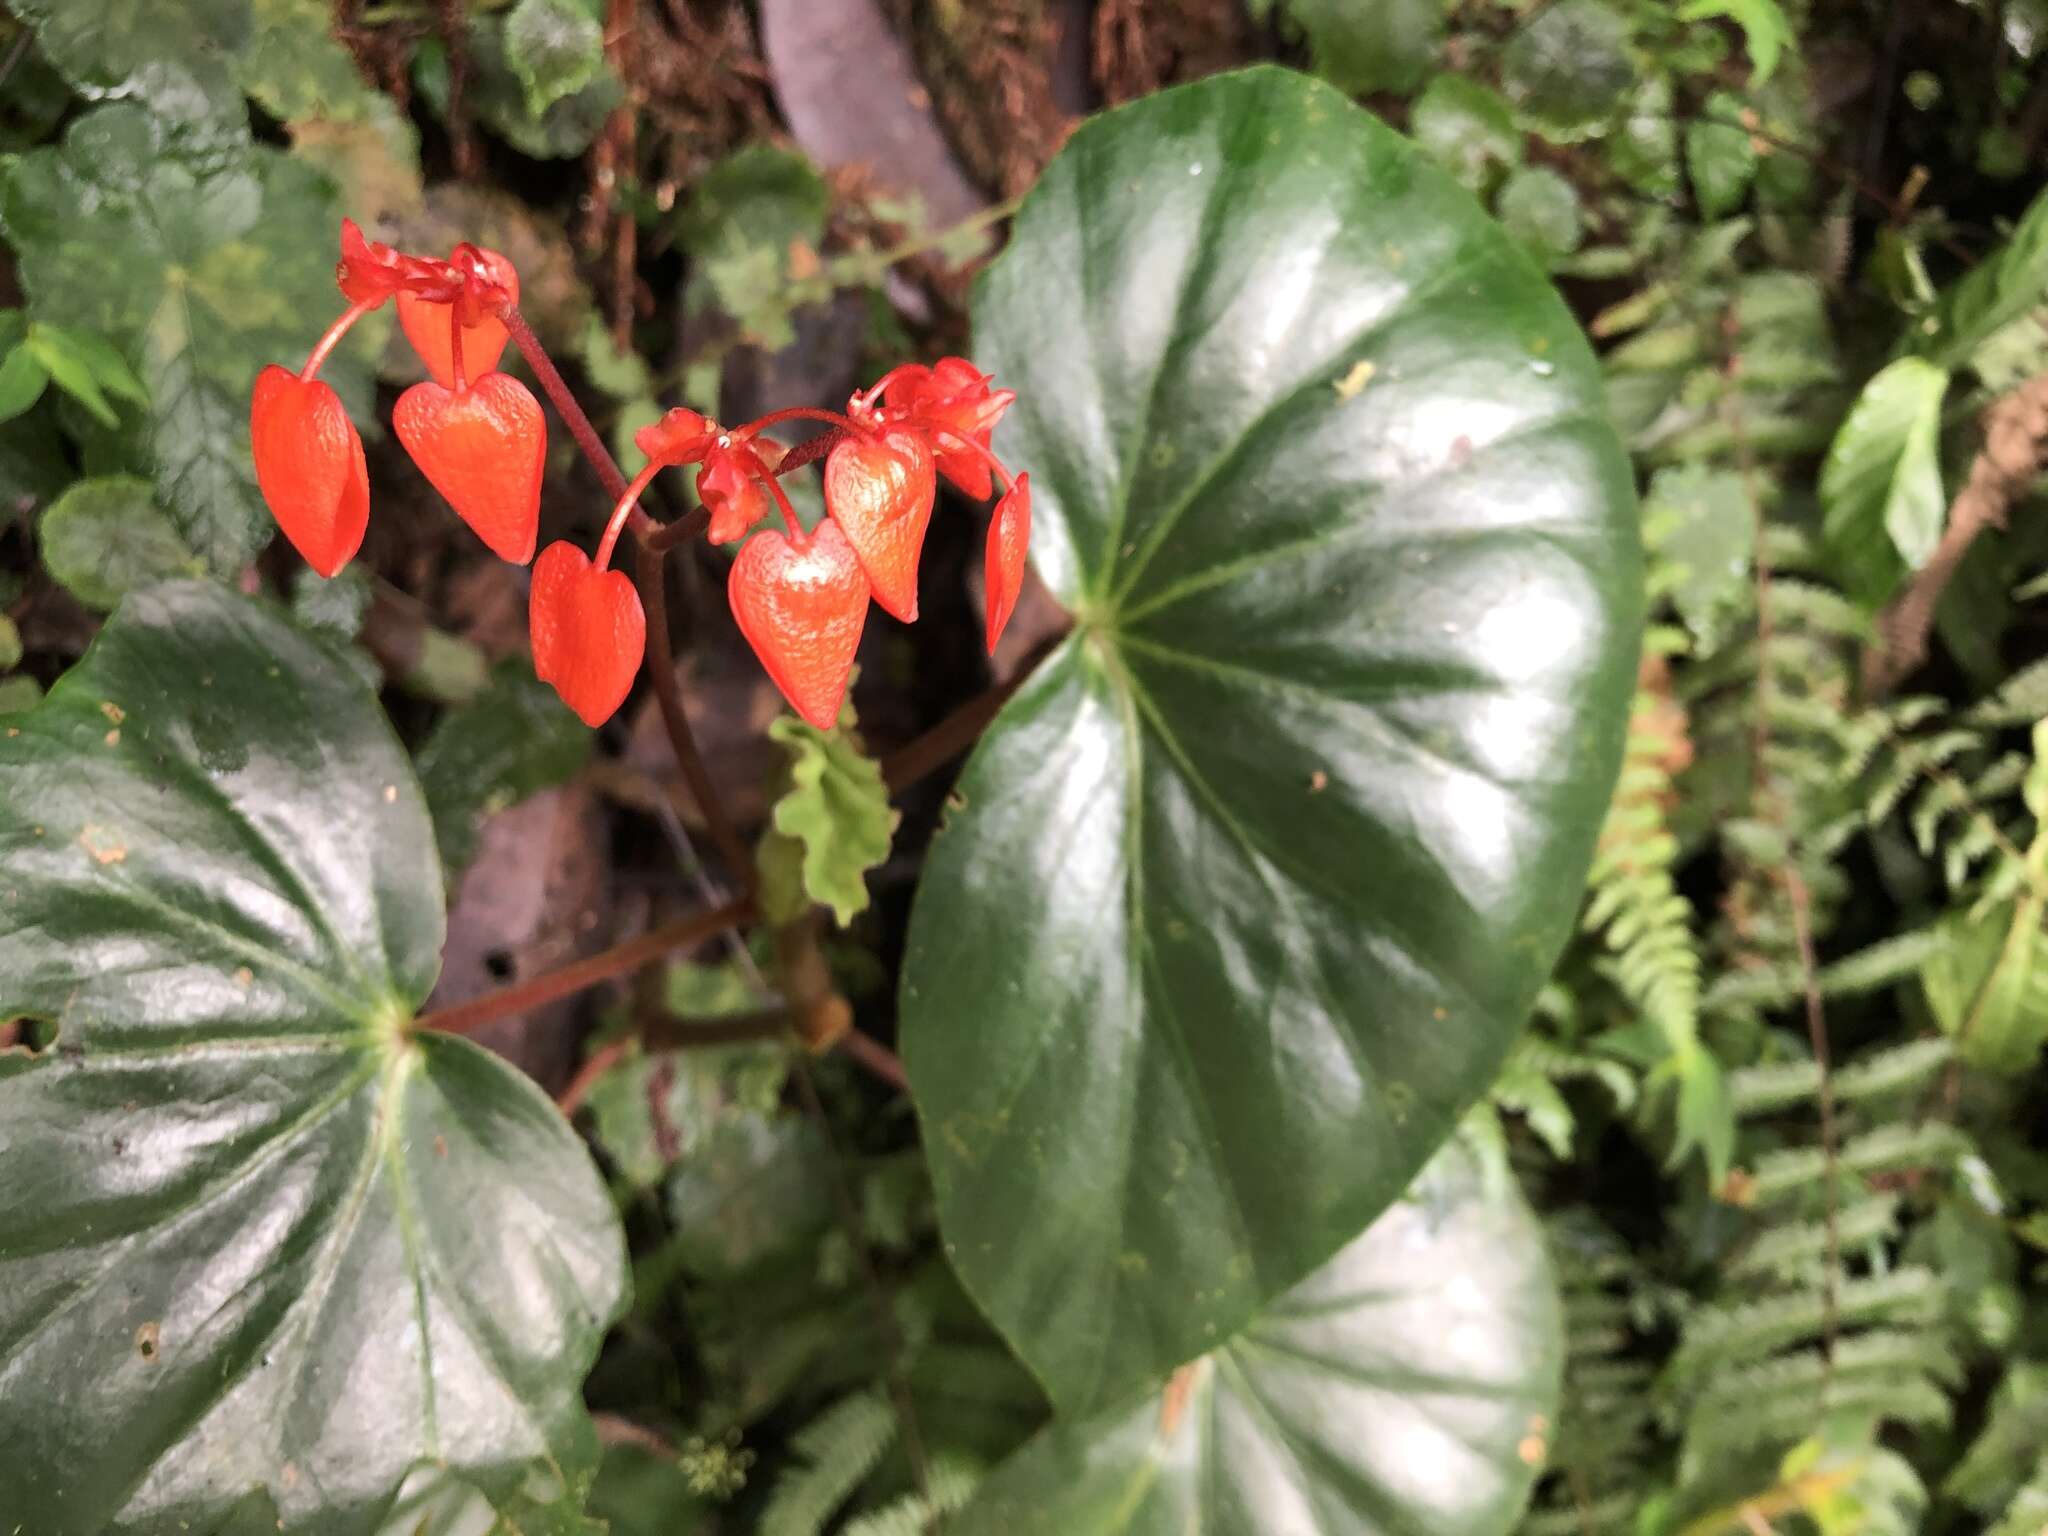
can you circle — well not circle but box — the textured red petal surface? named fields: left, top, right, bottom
left=530, top=541, right=646, bottom=727
left=396, top=246, right=519, bottom=388
left=984, top=472, right=1031, bottom=654
left=728, top=519, right=870, bottom=729
left=250, top=365, right=370, bottom=578
left=394, top=373, right=545, bottom=564
left=822, top=429, right=935, bottom=622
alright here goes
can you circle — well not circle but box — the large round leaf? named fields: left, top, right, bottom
left=951, top=1144, right=1562, bottom=1535
left=0, top=582, right=625, bottom=1535
left=900, top=65, right=1637, bottom=1412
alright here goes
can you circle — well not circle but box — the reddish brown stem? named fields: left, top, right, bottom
left=636, top=535, right=756, bottom=888
left=415, top=896, right=756, bottom=1038
left=838, top=1028, right=910, bottom=1093
left=882, top=630, right=1067, bottom=792
left=495, top=302, right=646, bottom=529
left=497, top=301, right=749, bottom=885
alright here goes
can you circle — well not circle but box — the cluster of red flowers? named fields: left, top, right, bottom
left=250, top=222, right=1030, bottom=732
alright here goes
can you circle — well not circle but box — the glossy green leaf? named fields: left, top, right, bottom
left=1276, top=0, right=1445, bottom=97
left=0, top=104, right=380, bottom=575
left=1820, top=355, right=1950, bottom=605
left=504, top=0, right=606, bottom=117
left=1410, top=74, right=1522, bottom=194
left=1500, top=0, right=1635, bottom=143
left=38, top=474, right=203, bottom=609
left=0, top=582, right=626, bottom=1535
left=951, top=1145, right=1561, bottom=1536
left=764, top=712, right=900, bottom=928
left=415, top=660, right=593, bottom=880
left=906, top=67, right=1637, bottom=1412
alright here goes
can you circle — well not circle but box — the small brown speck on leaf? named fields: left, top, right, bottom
left=1517, top=1434, right=1545, bottom=1465
left=1308, top=770, right=1329, bottom=792
left=434, top=1135, right=448, bottom=1159
left=100, top=702, right=125, bottom=725
left=233, top=967, right=254, bottom=987
left=135, top=1322, right=160, bottom=1361
left=79, top=826, right=126, bottom=865
left=382, top=785, right=397, bottom=803
left=104, top=729, right=120, bottom=747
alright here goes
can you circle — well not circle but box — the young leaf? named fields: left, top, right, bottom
left=0, top=581, right=625, bottom=1535
left=1274, top=0, right=1445, bottom=97
left=764, top=710, right=899, bottom=928
left=1497, top=165, right=1584, bottom=264
left=1686, top=93, right=1758, bottom=220
left=910, top=66, right=1638, bottom=1413
left=1410, top=74, right=1523, bottom=194
left=1820, top=356, right=1950, bottom=605
left=36, top=474, right=202, bottom=610
left=26, top=327, right=121, bottom=427
left=950, top=1145, right=1561, bottom=1536
left=1677, top=0, right=1795, bottom=87
left=1500, top=0, right=1636, bottom=142
left=504, top=0, right=607, bottom=118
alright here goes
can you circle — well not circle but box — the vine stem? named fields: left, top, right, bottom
left=413, top=896, right=756, bottom=1038
left=496, top=301, right=752, bottom=886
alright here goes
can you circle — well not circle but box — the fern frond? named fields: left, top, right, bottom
left=1666, top=1267, right=1942, bottom=1384
left=839, top=1455, right=982, bottom=1536
left=1723, top=1194, right=1901, bottom=1280
left=1747, top=1121, right=1965, bottom=1203
left=760, top=1390, right=898, bottom=1536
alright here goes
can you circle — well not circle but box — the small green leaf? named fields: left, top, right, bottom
left=0, top=344, right=50, bottom=424
left=41, top=323, right=149, bottom=406
left=1915, top=182, right=2048, bottom=369
left=1410, top=74, right=1522, bottom=194
left=1644, top=464, right=1754, bottom=654
left=27, top=328, right=121, bottom=427
left=0, top=582, right=626, bottom=1535
left=415, top=659, right=594, bottom=880
left=1820, top=356, right=1950, bottom=605
left=1685, top=93, right=1758, bottom=219
left=289, top=563, right=373, bottom=640
left=37, top=474, right=203, bottom=610
left=1496, top=165, right=1583, bottom=264
left=504, top=0, right=606, bottom=117
left=951, top=1144, right=1561, bottom=1536
left=677, top=144, right=832, bottom=350
left=414, top=19, right=621, bottom=161
left=1501, top=0, right=1636, bottom=142
left=1276, top=0, right=1445, bottom=96
left=764, top=710, right=899, bottom=928
left=1677, top=0, right=1795, bottom=87
left=0, top=613, right=22, bottom=670
left=1923, top=902, right=2048, bottom=1076
left=1612, top=74, right=1681, bottom=196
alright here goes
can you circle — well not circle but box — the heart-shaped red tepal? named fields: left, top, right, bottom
left=729, top=518, right=870, bottom=729
left=396, top=247, right=518, bottom=388
left=985, top=472, right=1032, bottom=654
left=250, top=365, right=370, bottom=578
left=822, top=428, right=935, bottom=622
left=530, top=541, right=646, bottom=727
left=394, top=372, right=545, bottom=564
